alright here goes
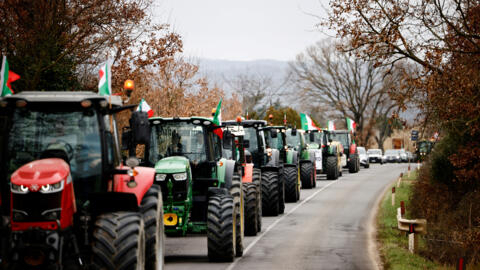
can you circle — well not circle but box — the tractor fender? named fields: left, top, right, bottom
left=266, top=149, right=280, bottom=167
left=261, top=165, right=279, bottom=173
left=208, top=187, right=230, bottom=198
left=349, top=144, right=357, bottom=154
left=283, top=163, right=297, bottom=168
left=114, top=165, right=155, bottom=206
left=222, top=159, right=237, bottom=190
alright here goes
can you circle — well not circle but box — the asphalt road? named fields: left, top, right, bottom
left=164, top=163, right=410, bottom=270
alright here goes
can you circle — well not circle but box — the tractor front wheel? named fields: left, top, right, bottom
left=284, top=166, right=298, bottom=202
left=261, top=171, right=279, bottom=216
left=252, top=168, right=262, bottom=232
left=207, top=194, right=236, bottom=262
left=92, top=212, right=145, bottom=270
left=300, top=162, right=314, bottom=189
left=230, top=173, right=244, bottom=257
left=326, top=156, right=338, bottom=180
left=140, top=184, right=165, bottom=270
left=242, top=182, right=258, bottom=236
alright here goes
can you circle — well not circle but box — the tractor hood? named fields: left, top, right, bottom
left=155, top=156, right=190, bottom=174
left=11, top=158, right=70, bottom=187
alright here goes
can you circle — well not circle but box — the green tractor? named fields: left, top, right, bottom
left=324, top=130, right=360, bottom=173
left=263, top=125, right=300, bottom=202
left=223, top=123, right=260, bottom=236
left=142, top=117, right=244, bottom=261
left=415, top=140, right=434, bottom=162
left=305, top=129, right=343, bottom=180
left=285, top=128, right=317, bottom=189
left=223, top=120, right=284, bottom=217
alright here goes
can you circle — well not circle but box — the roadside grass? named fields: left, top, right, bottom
left=377, top=169, right=454, bottom=270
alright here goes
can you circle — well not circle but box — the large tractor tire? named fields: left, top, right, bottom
left=261, top=171, right=279, bottom=216
left=230, top=173, right=244, bottom=257
left=284, top=166, right=298, bottom=202
left=252, top=168, right=262, bottom=232
left=326, top=156, right=339, bottom=180
left=349, top=154, right=358, bottom=173
left=242, top=182, right=258, bottom=236
left=300, top=162, right=314, bottom=189
left=207, top=194, right=236, bottom=262
left=140, top=185, right=164, bottom=270
left=92, top=212, right=145, bottom=270
left=278, top=172, right=285, bottom=214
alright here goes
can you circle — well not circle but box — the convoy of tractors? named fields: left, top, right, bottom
left=0, top=91, right=370, bottom=269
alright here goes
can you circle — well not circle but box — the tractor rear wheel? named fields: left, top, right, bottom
left=207, top=194, right=236, bottom=262
left=300, top=162, right=314, bottom=189
left=253, top=168, right=262, bottom=232
left=92, top=212, right=145, bottom=270
left=326, top=156, right=338, bottom=180
left=284, top=166, right=298, bottom=202
left=230, top=173, right=244, bottom=257
left=278, top=172, right=285, bottom=214
left=261, top=171, right=279, bottom=216
left=242, top=182, right=258, bottom=236
left=140, top=184, right=164, bottom=270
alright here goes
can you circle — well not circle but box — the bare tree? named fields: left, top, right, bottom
left=223, top=72, right=290, bottom=119
left=289, top=40, right=401, bottom=146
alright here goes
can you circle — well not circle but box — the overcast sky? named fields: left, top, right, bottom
left=154, top=0, right=331, bottom=61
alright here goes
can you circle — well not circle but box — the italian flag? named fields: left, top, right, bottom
left=137, top=98, right=154, bottom=118
left=98, top=61, right=112, bottom=96
left=346, top=117, right=356, bottom=131
left=327, top=120, right=336, bottom=131
left=1, top=56, right=20, bottom=97
left=300, top=113, right=320, bottom=131
left=212, top=99, right=223, bottom=138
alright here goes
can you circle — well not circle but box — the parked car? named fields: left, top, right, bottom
left=398, top=149, right=408, bottom=162
left=406, top=151, right=413, bottom=162
left=367, top=148, right=383, bottom=164
left=384, top=149, right=401, bottom=163
left=357, top=147, right=370, bottom=168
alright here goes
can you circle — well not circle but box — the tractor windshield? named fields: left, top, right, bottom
left=243, top=127, right=259, bottom=154
left=285, top=130, right=302, bottom=150
left=326, top=132, right=349, bottom=147
left=5, top=107, right=102, bottom=180
left=264, top=129, right=284, bottom=151
left=149, top=121, right=207, bottom=164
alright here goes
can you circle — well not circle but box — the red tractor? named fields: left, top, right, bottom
left=0, top=92, right=164, bottom=269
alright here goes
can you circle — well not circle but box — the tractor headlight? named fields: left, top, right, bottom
left=155, top=174, right=167, bottom=181
left=11, top=184, right=29, bottom=194
left=173, top=172, right=187, bottom=181
left=40, top=181, right=64, bottom=194
left=266, top=148, right=272, bottom=157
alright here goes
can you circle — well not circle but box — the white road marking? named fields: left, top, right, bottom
left=225, top=179, right=339, bottom=270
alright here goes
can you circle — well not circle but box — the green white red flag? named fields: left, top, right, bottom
left=98, top=61, right=112, bottom=96
left=137, top=98, right=154, bottom=118
left=327, top=120, right=335, bottom=131
left=1, top=56, right=20, bottom=97
left=300, top=113, right=320, bottom=131
left=212, top=99, right=223, bottom=138
left=346, top=117, right=356, bottom=131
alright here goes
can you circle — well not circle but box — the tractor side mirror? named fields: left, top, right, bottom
left=130, top=111, right=151, bottom=145
left=270, top=129, right=278, bottom=138
left=121, top=127, right=132, bottom=151
left=223, top=130, right=233, bottom=149
left=309, top=132, right=315, bottom=142
left=125, top=156, right=140, bottom=167
left=291, top=128, right=297, bottom=136
left=243, top=139, right=250, bottom=148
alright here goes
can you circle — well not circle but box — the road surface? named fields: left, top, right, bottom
left=164, top=163, right=409, bottom=270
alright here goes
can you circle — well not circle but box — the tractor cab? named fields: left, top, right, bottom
left=145, top=116, right=244, bottom=261
left=324, top=130, right=360, bottom=173
left=262, top=126, right=287, bottom=164
left=0, top=91, right=160, bottom=269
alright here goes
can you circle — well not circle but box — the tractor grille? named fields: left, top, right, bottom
left=157, top=175, right=188, bottom=202
left=12, top=191, right=62, bottom=222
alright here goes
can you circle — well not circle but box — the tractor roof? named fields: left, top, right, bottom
left=149, top=116, right=215, bottom=126
left=225, top=125, right=245, bottom=136
left=328, top=130, right=350, bottom=134
left=1, top=91, right=123, bottom=107
left=263, top=125, right=286, bottom=130
left=223, top=119, right=267, bottom=128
